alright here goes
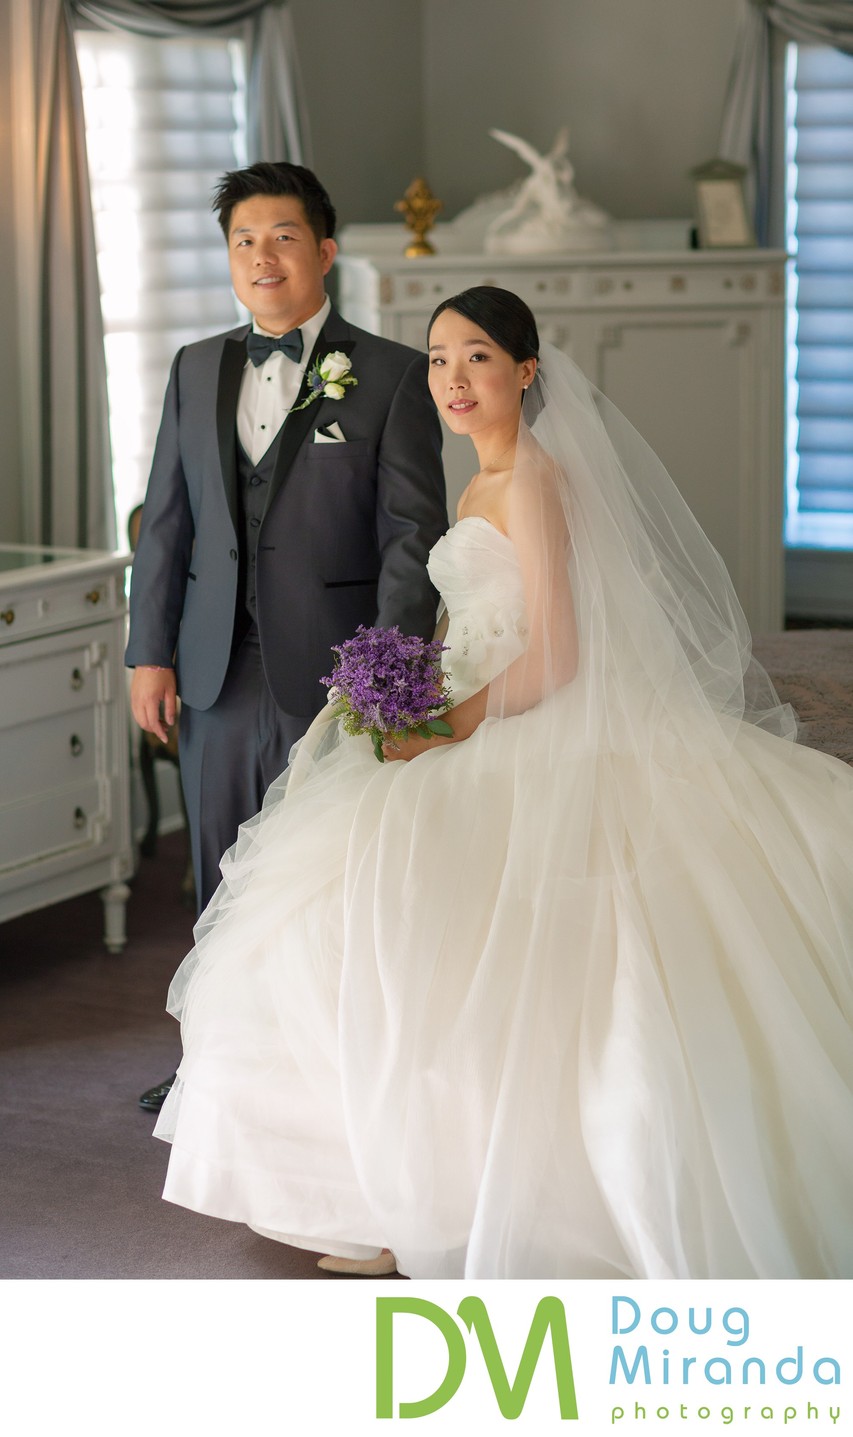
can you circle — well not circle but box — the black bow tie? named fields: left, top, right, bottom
left=246, top=328, right=304, bottom=366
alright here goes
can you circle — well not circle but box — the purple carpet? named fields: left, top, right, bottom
left=753, top=628, right=853, bottom=766
left=0, top=831, right=400, bottom=1280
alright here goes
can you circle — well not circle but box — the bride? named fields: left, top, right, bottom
left=155, top=286, right=853, bottom=1280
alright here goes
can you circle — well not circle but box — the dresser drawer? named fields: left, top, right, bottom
left=0, top=545, right=132, bottom=945
left=3, top=709, right=98, bottom=805
left=1, top=635, right=112, bottom=728
left=0, top=570, right=122, bottom=643
left=0, top=778, right=106, bottom=872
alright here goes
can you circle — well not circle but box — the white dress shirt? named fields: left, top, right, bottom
left=236, top=295, right=332, bottom=465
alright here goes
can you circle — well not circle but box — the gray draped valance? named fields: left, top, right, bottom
left=73, top=0, right=264, bottom=29
left=750, top=1, right=853, bottom=49
left=71, top=0, right=312, bottom=167
left=719, top=0, right=853, bottom=242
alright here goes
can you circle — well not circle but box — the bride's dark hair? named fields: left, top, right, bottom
left=428, top=286, right=540, bottom=363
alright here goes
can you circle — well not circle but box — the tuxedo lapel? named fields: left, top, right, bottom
left=216, top=332, right=249, bottom=535
left=265, top=310, right=357, bottom=512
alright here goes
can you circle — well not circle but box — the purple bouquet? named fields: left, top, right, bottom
left=322, top=625, right=454, bottom=763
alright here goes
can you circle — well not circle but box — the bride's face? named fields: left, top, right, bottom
left=427, top=309, right=535, bottom=439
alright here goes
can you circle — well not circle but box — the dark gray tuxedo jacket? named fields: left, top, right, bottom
left=126, top=305, right=447, bottom=715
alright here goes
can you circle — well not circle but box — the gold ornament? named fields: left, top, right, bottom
left=394, top=177, right=443, bottom=258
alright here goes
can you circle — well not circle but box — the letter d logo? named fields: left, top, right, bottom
left=376, top=1295, right=579, bottom=1420
left=376, top=1298, right=467, bottom=1418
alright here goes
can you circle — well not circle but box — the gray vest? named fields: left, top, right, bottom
left=235, top=433, right=282, bottom=624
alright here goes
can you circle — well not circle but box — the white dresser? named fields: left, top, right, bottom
left=337, top=230, right=787, bottom=632
left=0, top=545, right=133, bottom=952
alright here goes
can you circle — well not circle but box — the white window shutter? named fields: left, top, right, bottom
left=787, top=44, right=853, bottom=548
left=76, top=30, right=247, bottom=543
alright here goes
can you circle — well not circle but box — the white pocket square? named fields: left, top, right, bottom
left=313, top=422, right=346, bottom=444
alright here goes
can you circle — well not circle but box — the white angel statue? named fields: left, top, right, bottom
left=485, top=127, right=612, bottom=254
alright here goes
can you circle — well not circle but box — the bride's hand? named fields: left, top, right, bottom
left=381, top=731, right=454, bottom=763
left=381, top=691, right=486, bottom=761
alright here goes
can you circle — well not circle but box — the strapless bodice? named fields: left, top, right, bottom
left=427, top=516, right=529, bottom=701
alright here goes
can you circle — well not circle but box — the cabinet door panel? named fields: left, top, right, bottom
left=592, top=315, right=747, bottom=554
left=590, top=312, right=782, bottom=629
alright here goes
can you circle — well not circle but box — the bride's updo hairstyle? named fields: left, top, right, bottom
left=428, top=287, right=540, bottom=406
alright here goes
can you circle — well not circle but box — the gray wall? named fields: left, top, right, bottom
left=291, top=0, right=741, bottom=221
left=290, top=0, right=424, bottom=228
left=0, top=0, right=23, bottom=543
left=427, top=0, right=738, bottom=221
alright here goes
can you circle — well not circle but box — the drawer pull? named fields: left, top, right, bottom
left=1, top=609, right=14, bottom=625
left=70, top=667, right=84, bottom=691
left=73, top=807, right=87, bottom=830
left=86, top=589, right=101, bottom=605
left=70, top=735, right=83, bottom=757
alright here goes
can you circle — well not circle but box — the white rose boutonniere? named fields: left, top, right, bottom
left=319, top=352, right=352, bottom=382
left=289, top=351, right=357, bottom=412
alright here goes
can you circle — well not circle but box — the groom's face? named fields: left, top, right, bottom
left=227, top=194, right=337, bottom=334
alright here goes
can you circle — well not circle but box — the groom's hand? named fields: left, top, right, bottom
left=131, top=666, right=178, bottom=744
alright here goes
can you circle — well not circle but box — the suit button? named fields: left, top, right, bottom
left=230, top=549, right=237, bottom=560
left=249, top=517, right=260, bottom=528
left=249, top=475, right=261, bottom=486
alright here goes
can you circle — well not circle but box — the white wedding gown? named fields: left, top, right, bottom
left=155, top=516, right=853, bottom=1279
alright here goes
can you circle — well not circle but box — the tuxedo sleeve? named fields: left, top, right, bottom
left=125, top=350, right=195, bottom=669
left=374, top=351, right=447, bottom=639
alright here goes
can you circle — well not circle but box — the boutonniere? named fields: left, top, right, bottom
left=289, top=351, right=358, bottom=412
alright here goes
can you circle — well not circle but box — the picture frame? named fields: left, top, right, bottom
left=689, top=159, right=756, bottom=249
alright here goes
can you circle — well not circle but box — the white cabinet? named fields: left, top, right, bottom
left=0, top=546, right=133, bottom=951
left=337, top=238, right=786, bottom=631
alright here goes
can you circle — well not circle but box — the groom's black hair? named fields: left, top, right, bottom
left=427, top=287, right=540, bottom=364
left=212, top=161, right=337, bottom=243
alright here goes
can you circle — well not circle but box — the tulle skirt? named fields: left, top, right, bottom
left=154, top=690, right=853, bottom=1278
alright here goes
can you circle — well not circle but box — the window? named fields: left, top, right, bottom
left=75, top=30, right=247, bottom=545
left=785, top=43, right=853, bottom=550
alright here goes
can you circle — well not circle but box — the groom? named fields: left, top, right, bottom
left=127, top=161, right=446, bottom=1109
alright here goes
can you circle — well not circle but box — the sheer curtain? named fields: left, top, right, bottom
left=11, top=0, right=114, bottom=550
left=719, top=0, right=853, bottom=243
left=11, top=0, right=309, bottom=552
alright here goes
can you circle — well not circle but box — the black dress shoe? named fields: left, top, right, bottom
left=138, top=1074, right=176, bottom=1111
